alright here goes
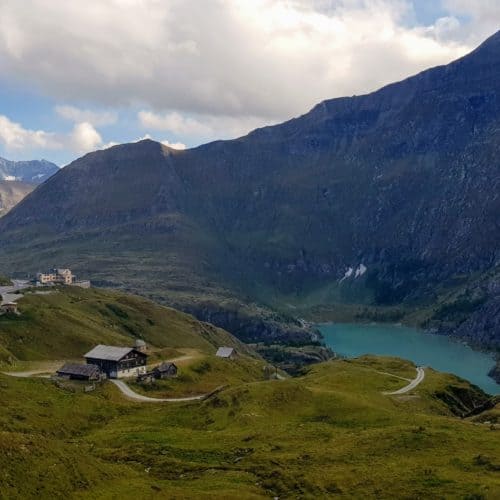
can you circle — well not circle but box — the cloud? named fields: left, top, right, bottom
left=55, top=105, right=117, bottom=126
left=0, top=115, right=60, bottom=150
left=442, top=1, right=500, bottom=44
left=69, top=122, right=103, bottom=153
left=161, top=139, right=187, bottom=150
left=134, top=133, right=186, bottom=150
left=138, top=111, right=211, bottom=136
left=0, top=114, right=104, bottom=154
left=138, top=110, right=273, bottom=141
left=0, top=0, right=479, bottom=125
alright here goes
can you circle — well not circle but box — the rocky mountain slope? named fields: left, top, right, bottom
left=0, top=32, right=499, bottom=347
left=0, top=181, right=35, bottom=216
left=0, top=157, right=58, bottom=183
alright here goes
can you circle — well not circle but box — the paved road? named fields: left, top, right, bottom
left=110, top=379, right=212, bottom=403
left=384, top=367, right=425, bottom=395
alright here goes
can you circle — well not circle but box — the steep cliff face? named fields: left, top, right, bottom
left=0, top=32, right=499, bottom=345
left=173, top=31, right=500, bottom=301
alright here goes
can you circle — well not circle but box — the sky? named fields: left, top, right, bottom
left=0, top=0, right=499, bottom=166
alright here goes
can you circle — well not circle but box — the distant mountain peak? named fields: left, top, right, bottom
left=0, top=157, right=59, bottom=184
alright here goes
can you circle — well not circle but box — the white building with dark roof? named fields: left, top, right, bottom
left=84, top=344, right=147, bottom=379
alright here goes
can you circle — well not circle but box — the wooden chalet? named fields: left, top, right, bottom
left=84, top=345, right=147, bottom=379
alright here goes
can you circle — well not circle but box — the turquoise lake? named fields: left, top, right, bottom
left=319, top=323, right=499, bottom=395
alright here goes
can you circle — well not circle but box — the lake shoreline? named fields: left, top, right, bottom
left=318, top=322, right=499, bottom=395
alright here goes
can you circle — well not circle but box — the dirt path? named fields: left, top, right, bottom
left=3, top=369, right=52, bottom=378
left=384, top=367, right=425, bottom=395
left=2, top=360, right=73, bottom=378
left=110, top=379, right=217, bottom=403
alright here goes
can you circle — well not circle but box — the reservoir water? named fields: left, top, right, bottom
left=319, top=323, right=499, bottom=395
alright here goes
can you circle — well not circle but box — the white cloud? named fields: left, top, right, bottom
left=0, top=0, right=480, bottom=126
left=0, top=114, right=105, bottom=155
left=138, top=110, right=273, bottom=141
left=69, top=122, right=103, bottom=153
left=133, top=133, right=186, bottom=150
left=0, top=115, right=61, bottom=150
left=161, top=139, right=187, bottom=150
left=55, top=105, right=117, bottom=126
left=138, top=111, right=211, bottom=136
left=442, top=1, right=500, bottom=44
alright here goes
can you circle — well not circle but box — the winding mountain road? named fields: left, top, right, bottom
left=384, top=367, right=425, bottom=395
left=110, top=379, right=216, bottom=403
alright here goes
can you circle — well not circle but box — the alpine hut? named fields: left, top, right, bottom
left=84, top=344, right=148, bottom=379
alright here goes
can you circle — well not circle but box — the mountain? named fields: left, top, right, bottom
left=0, top=157, right=58, bottom=183
left=0, top=32, right=499, bottom=347
left=0, top=181, right=35, bottom=216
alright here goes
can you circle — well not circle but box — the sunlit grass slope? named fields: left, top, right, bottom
left=0, top=286, right=254, bottom=365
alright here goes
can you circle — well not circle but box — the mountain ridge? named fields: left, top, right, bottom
left=0, top=31, right=499, bottom=347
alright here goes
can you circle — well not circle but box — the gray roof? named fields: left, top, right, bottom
left=57, top=363, right=100, bottom=377
left=216, top=346, right=235, bottom=358
left=155, top=362, right=177, bottom=372
left=84, top=344, right=136, bottom=361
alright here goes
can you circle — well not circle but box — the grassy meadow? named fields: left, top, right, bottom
left=1, top=355, right=499, bottom=499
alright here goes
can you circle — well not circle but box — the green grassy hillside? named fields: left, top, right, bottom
left=129, top=355, right=269, bottom=398
left=0, top=286, right=254, bottom=366
left=0, top=356, right=498, bottom=499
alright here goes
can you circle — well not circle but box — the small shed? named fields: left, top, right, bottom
left=57, top=363, right=102, bottom=381
left=216, top=347, right=237, bottom=359
left=153, top=362, right=178, bottom=379
left=0, top=302, right=19, bottom=315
